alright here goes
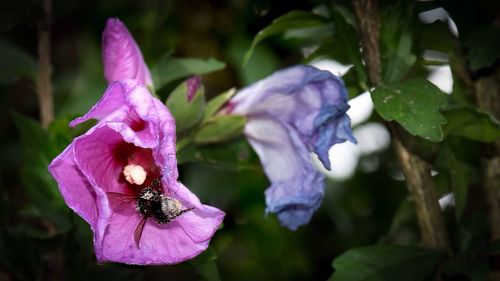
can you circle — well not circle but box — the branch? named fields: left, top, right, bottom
left=474, top=68, right=500, bottom=240
left=351, top=0, right=449, bottom=250
left=37, top=0, right=54, bottom=128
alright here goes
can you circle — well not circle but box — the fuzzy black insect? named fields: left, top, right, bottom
left=107, top=178, right=194, bottom=248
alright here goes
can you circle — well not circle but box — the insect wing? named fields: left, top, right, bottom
left=134, top=216, right=148, bottom=248
left=107, top=192, right=136, bottom=206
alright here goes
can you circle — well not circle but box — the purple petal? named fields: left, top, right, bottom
left=102, top=18, right=153, bottom=87
left=50, top=79, right=224, bottom=264
left=48, top=145, right=111, bottom=251
left=228, top=65, right=355, bottom=229
left=230, top=65, right=356, bottom=170
left=245, top=117, right=325, bottom=230
left=98, top=188, right=223, bottom=265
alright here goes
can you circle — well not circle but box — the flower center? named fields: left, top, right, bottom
left=123, top=164, right=147, bottom=185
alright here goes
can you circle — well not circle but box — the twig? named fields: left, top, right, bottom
left=37, top=0, right=54, bottom=128
left=351, top=0, right=449, bottom=250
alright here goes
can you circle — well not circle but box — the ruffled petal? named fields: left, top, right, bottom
left=102, top=18, right=153, bottom=87
left=230, top=65, right=356, bottom=170
left=245, top=116, right=325, bottom=230
left=48, top=145, right=99, bottom=227
left=48, top=144, right=111, bottom=252
left=228, top=65, right=355, bottom=229
left=98, top=198, right=222, bottom=265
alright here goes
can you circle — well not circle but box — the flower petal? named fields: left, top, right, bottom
left=102, top=18, right=153, bottom=87
left=245, top=116, right=325, bottom=230
left=230, top=65, right=356, bottom=170
left=98, top=199, right=222, bottom=265
left=48, top=144, right=111, bottom=251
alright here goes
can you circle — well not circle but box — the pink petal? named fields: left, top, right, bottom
left=98, top=200, right=221, bottom=265
left=102, top=18, right=153, bottom=87
left=48, top=144, right=111, bottom=250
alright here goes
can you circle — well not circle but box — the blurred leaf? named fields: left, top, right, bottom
left=166, top=79, right=205, bottom=132
left=177, top=138, right=256, bottom=170
left=11, top=112, right=70, bottom=237
left=443, top=107, right=500, bottom=142
left=372, top=79, right=448, bottom=142
left=203, top=88, right=236, bottom=121
left=342, top=66, right=367, bottom=99
left=11, top=112, right=59, bottom=203
left=380, top=3, right=416, bottom=84
left=11, top=111, right=57, bottom=160
left=442, top=260, right=488, bottom=281
left=243, top=10, right=327, bottom=66
left=435, top=145, right=475, bottom=220
left=0, top=39, right=36, bottom=84
left=465, top=25, right=500, bottom=70
left=152, top=57, right=225, bottom=90
left=195, top=115, right=246, bottom=144
left=380, top=199, right=418, bottom=245
left=188, top=247, right=222, bottom=281
left=330, top=8, right=367, bottom=84
left=416, top=20, right=453, bottom=54
left=329, top=245, right=444, bottom=281
left=48, top=117, right=96, bottom=152
left=228, top=36, right=278, bottom=84
left=284, top=23, right=333, bottom=41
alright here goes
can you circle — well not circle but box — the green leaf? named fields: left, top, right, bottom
left=177, top=138, right=256, bottom=170
left=380, top=3, right=417, bottom=84
left=371, top=79, right=448, bottom=142
left=203, top=88, right=236, bottom=121
left=329, top=245, right=444, bottom=281
left=195, top=115, right=246, bottom=144
left=11, top=112, right=70, bottom=237
left=330, top=8, right=367, bottom=84
left=416, top=20, right=454, bottom=54
left=435, top=145, right=474, bottom=220
left=151, top=57, right=226, bottom=90
left=442, top=258, right=489, bottom=281
left=443, top=107, right=500, bottom=142
left=342, top=66, right=368, bottom=99
left=166, top=79, right=205, bottom=132
left=465, top=25, right=500, bottom=70
left=242, top=10, right=327, bottom=66
left=188, top=247, right=222, bottom=281
left=0, top=39, right=36, bottom=84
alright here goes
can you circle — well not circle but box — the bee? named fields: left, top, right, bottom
left=107, top=178, right=194, bottom=248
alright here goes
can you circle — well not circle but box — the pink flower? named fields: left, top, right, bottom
left=48, top=80, right=224, bottom=265
left=102, top=18, right=153, bottom=88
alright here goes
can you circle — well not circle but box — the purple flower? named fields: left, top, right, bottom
left=226, top=65, right=356, bottom=230
left=102, top=18, right=153, bottom=88
left=48, top=80, right=224, bottom=265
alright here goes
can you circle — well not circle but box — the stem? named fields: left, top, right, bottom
left=474, top=68, right=500, bottom=241
left=351, top=0, right=449, bottom=250
left=37, top=0, right=54, bottom=128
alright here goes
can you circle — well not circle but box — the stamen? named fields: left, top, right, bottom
left=123, top=164, right=147, bottom=185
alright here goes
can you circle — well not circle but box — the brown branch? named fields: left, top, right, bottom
left=351, top=0, right=449, bottom=250
left=474, top=68, right=500, bottom=241
left=37, top=0, right=54, bottom=128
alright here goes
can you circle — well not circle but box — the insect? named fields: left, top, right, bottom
left=107, top=179, right=195, bottom=248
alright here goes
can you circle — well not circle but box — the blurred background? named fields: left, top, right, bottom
left=1, top=0, right=498, bottom=280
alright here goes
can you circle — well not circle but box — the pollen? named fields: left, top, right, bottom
left=123, top=164, right=147, bottom=185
